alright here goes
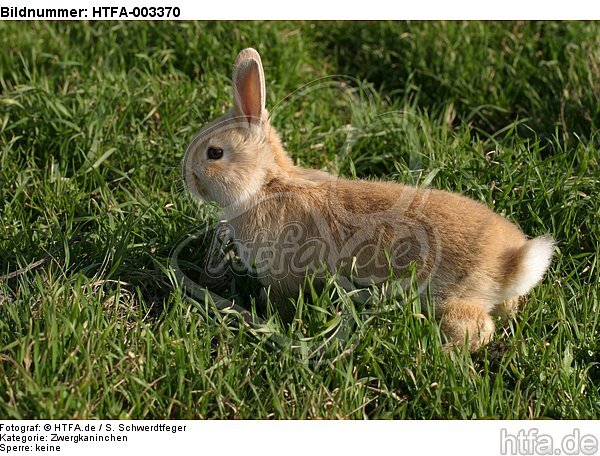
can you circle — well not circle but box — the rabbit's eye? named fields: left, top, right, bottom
left=207, top=146, right=224, bottom=160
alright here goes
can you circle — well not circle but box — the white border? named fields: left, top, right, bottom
left=0, top=420, right=598, bottom=456
left=1, top=0, right=599, bottom=19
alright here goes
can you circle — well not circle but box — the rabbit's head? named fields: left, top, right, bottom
left=183, top=48, right=293, bottom=208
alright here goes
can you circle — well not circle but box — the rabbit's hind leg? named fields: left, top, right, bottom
left=438, top=297, right=495, bottom=352
left=491, top=296, right=520, bottom=322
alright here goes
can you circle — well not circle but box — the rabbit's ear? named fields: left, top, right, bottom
left=233, top=48, right=266, bottom=125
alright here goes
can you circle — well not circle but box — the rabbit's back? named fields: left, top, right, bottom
left=226, top=174, right=526, bottom=308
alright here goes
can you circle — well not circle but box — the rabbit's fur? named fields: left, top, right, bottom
left=183, top=48, right=554, bottom=351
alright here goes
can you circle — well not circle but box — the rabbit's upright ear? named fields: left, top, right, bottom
left=232, top=48, right=266, bottom=125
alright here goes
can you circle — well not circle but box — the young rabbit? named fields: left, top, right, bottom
left=183, top=48, right=554, bottom=351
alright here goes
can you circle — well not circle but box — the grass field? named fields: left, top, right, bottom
left=0, top=21, right=598, bottom=419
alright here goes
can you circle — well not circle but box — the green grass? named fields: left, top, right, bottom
left=0, top=21, right=598, bottom=419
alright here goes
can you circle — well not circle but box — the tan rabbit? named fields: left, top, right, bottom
left=182, top=48, right=554, bottom=351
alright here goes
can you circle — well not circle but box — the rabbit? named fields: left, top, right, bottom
left=182, top=47, right=554, bottom=351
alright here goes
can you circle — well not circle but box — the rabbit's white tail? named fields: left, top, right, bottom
left=503, top=236, right=554, bottom=298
